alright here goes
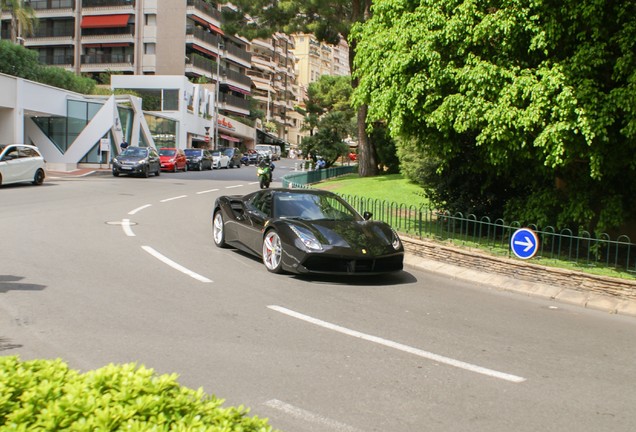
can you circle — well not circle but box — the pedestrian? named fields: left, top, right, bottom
left=120, top=140, right=129, bottom=151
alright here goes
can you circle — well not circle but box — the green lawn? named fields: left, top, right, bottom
left=317, top=173, right=429, bottom=207
left=315, top=172, right=636, bottom=280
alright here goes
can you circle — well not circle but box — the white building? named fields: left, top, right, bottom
left=0, top=72, right=161, bottom=171
left=110, top=75, right=255, bottom=150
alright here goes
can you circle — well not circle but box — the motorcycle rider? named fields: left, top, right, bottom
left=258, top=155, right=275, bottom=183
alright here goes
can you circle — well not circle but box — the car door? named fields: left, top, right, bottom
left=149, top=148, right=160, bottom=171
left=0, top=146, right=23, bottom=184
left=240, top=191, right=273, bottom=254
left=18, top=146, right=41, bottom=182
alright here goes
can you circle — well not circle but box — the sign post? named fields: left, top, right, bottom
left=510, top=228, right=539, bottom=260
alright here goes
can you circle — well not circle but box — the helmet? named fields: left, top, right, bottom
left=264, top=156, right=271, bottom=163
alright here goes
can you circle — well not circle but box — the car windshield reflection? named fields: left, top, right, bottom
left=274, top=192, right=360, bottom=221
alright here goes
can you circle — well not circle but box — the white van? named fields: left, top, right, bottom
left=255, top=144, right=273, bottom=160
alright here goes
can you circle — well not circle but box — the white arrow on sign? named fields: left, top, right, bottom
left=514, top=236, right=534, bottom=252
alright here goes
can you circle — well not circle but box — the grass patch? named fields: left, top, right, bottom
left=317, top=173, right=429, bottom=207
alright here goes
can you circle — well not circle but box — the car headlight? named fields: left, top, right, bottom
left=290, top=225, right=323, bottom=251
left=391, top=229, right=402, bottom=250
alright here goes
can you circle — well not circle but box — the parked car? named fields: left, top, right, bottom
left=211, top=150, right=230, bottom=169
left=184, top=148, right=213, bottom=171
left=112, top=146, right=161, bottom=177
left=255, top=144, right=273, bottom=161
left=241, top=150, right=260, bottom=165
left=211, top=188, right=404, bottom=275
left=159, top=148, right=187, bottom=172
left=0, top=144, right=46, bottom=187
left=221, top=147, right=242, bottom=168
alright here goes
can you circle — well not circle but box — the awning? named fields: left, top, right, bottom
left=220, top=134, right=240, bottom=143
left=252, top=80, right=274, bottom=92
left=81, top=14, right=130, bottom=29
left=209, top=24, right=224, bottom=35
left=192, top=44, right=216, bottom=57
left=227, top=85, right=250, bottom=95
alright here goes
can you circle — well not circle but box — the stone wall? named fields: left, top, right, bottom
left=402, top=236, right=636, bottom=301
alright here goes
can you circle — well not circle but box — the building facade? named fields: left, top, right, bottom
left=0, top=0, right=254, bottom=149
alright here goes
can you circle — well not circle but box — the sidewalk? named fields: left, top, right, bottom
left=47, top=168, right=111, bottom=179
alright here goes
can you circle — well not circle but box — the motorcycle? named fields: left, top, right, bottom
left=257, top=165, right=272, bottom=189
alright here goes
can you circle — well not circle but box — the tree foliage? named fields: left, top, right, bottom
left=352, top=0, right=636, bottom=231
left=1, top=0, right=38, bottom=43
left=221, top=0, right=381, bottom=176
left=0, top=41, right=97, bottom=93
left=300, top=75, right=355, bottom=166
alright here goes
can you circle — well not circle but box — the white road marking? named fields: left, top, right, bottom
left=129, top=204, right=152, bottom=215
left=122, top=219, right=135, bottom=237
left=225, top=184, right=243, bottom=189
left=264, top=399, right=364, bottom=432
left=160, top=195, right=188, bottom=202
left=196, top=188, right=220, bottom=194
left=248, top=181, right=260, bottom=185
left=142, top=246, right=212, bottom=283
left=268, top=305, right=526, bottom=383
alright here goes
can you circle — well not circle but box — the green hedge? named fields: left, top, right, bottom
left=0, top=356, right=274, bottom=431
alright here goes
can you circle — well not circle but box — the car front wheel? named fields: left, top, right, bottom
left=212, top=210, right=226, bottom=248
left=263, top=230, right=283, bottom=273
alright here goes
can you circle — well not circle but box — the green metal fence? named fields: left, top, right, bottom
left=281, top=170, right=636, bottom=275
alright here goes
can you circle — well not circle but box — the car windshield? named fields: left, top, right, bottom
left=159, top=149, right=176, bottom=156
left=273, top=192, right=360, bottom=221
left=211, top=151, right=221, bottom=156
left=121, top=147, right=148, bottom=157
left=184, top=149, right=201, bottom=156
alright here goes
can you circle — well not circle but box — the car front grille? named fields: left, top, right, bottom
left=302, top=255, right=403, bottom=274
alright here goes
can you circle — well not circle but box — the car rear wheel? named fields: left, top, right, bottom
left=32, top=168, right=45, bottom=185
left=212, top=210, right=226, bottom=248
left=263, top=230, right=283, bottom=273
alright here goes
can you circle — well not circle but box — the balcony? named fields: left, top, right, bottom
left=82, top=0, right=135, bottom=7
left=81, top=53, right=134, bottom=73
left=30, top=0, right=74, bottom=10
left=187, top=0, right=221, bottom=21
left=221, top=93, right=250, bottom=113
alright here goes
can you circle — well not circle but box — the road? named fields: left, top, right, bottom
left=2, top=161, right=636, bottom=432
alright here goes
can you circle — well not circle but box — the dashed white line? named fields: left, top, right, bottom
left=129, top=204, right=152, bottom=215
left=268, top=305, right=526, bottom=383
left=122, top=219, right=135, bottom=237
left=196, top=188, right=220, bottom=194
left=264, top=399, right=364, bottom=432
left=225, top=184, right=244, bottom=189
left=142, top=246, right=212, bottom=283
left=160, top=195, right=188, bottom=202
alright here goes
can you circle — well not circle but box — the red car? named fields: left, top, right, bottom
left=159, top=148, right=187, bottom=172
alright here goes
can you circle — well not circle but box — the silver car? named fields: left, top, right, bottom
left=0, top=144, right=46, bottom=187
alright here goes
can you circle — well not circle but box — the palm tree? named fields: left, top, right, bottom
left=1, top=0, right=37, bottom=44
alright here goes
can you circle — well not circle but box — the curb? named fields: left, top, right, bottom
left=403, top=239, right=636, bottom=318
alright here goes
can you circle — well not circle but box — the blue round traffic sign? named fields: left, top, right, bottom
left=510, top=228, right=539, bottom=259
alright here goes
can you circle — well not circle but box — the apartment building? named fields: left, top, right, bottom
left=247, top=32, right=297, bottom=147
left=1, top=0, right=253, bottom=148
left=292, top=33, right=350, bottom=88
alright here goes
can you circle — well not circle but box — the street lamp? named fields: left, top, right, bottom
left=213, top=39, right=224, bottom=151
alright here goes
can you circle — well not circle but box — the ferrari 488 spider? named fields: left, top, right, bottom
left=211, top=188, right=404, bottom=275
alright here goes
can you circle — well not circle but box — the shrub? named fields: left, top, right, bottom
left=0, top=356, right=274, bottom=431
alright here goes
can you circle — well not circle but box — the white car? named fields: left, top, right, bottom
left=211, top=150, right=230, bottom=169
left=0, top=144, right=46, bottom=187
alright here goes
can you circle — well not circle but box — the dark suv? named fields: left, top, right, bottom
left=221, top=147, right=242, bottom=168
left=184, top=148, right=213, bottom=171
left=112, top=146, right=161, bottom=177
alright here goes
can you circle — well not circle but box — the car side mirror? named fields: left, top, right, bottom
left=363, top=211, right=372, bottom=220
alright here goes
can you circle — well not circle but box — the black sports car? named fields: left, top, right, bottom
left=211, top=188, right=404, bottom=275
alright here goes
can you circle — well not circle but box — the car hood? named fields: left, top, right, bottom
left=115, top=155, right=146, bottom=162
left=290, top=219, right=401, bottom=254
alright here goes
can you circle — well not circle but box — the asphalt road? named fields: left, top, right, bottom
left=2, top=161, right=636, bottom=432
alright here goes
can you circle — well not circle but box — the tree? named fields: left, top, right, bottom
left=0, top=0, right=37, bottom=44
left=352, top=0, right=636, bottom=231
left=221, top=0, right=380, bottom=176
left=300, top=75, right=355, bottom=166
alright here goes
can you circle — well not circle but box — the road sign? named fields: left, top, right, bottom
left=510, top=228, right=539, bottom=260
